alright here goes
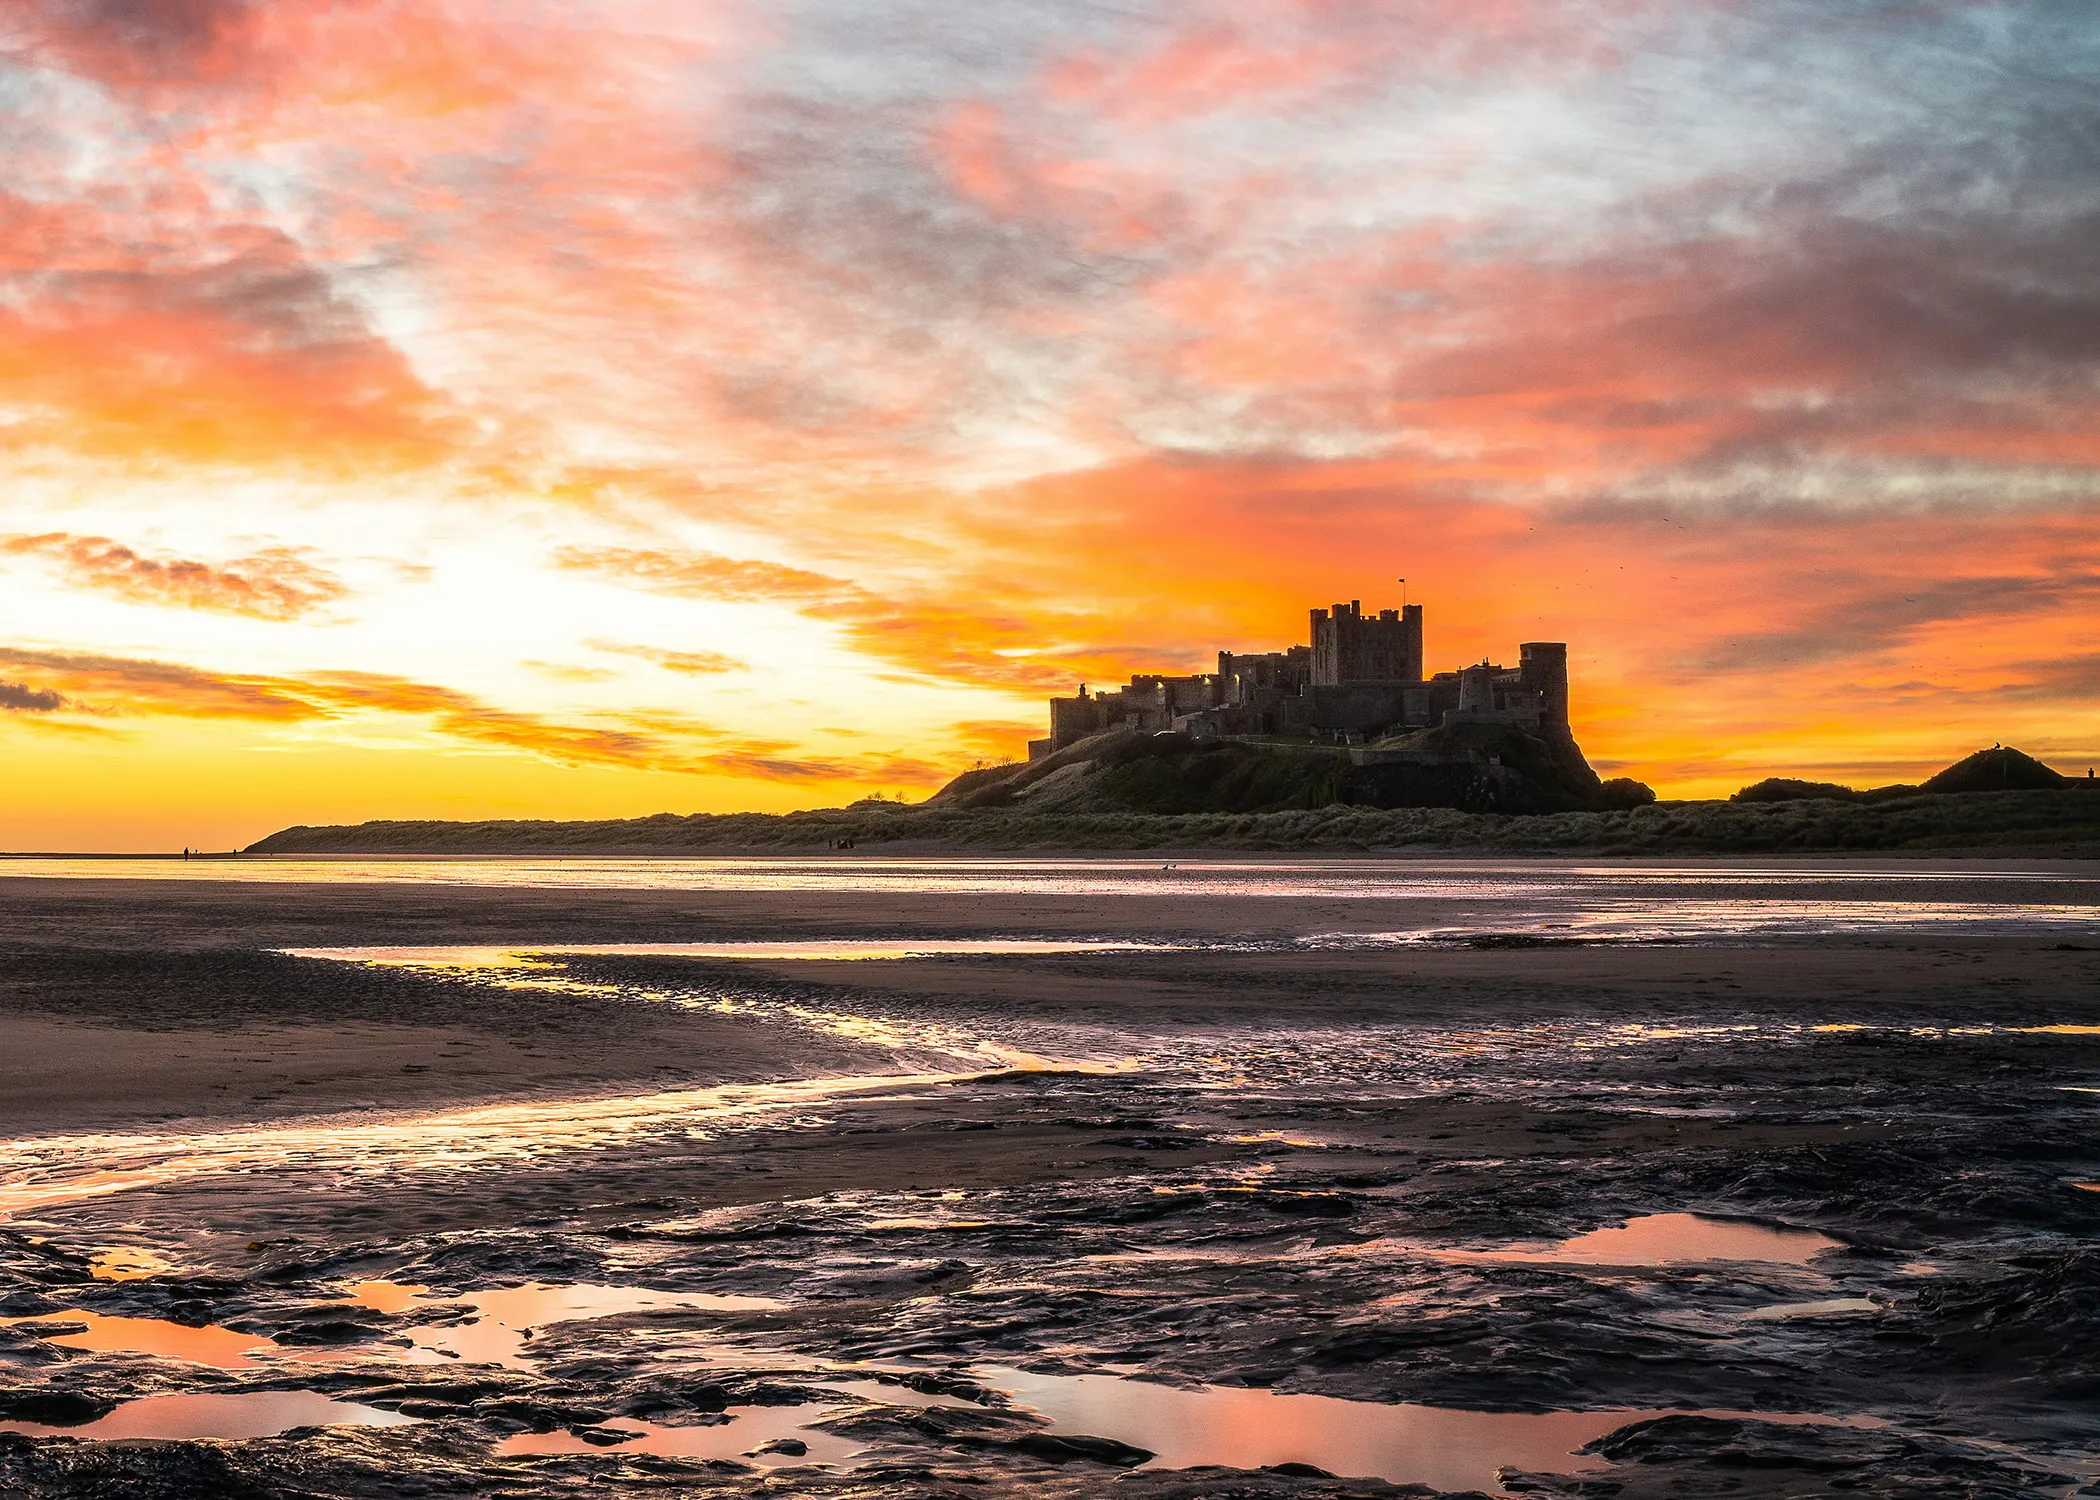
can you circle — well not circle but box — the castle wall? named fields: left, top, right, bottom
left=1440, top=650, right=1570, bottom=728
left=1217, top=647, right=1311, bottom=704
left=1048, top=692, right=1110, bottom=750
left=1044, top=603, right=1568, bottom=751
left=1299, top=683, right=1434, bottom=735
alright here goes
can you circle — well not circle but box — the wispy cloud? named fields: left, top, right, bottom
left=0, top=679, right=67, bottom=712
left=0, top=646, right=684, bottom=768
left=0, top=533, right=349, bottom=620
left=555, top=546, right=1092, bottom=693
left=588, top=639, right=748, bottom=676
left=0, top=647, right=315, bottom=719
left=952, top=718, right=1038, bottom=763
left=4, top=0, right=2100, bottom=820
left=524, top=659, right=621, bottom=682
left=0, top=644, right=957, bottom=788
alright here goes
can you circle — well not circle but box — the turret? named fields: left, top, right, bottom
left=1519, top=643, right=1569, bottom=729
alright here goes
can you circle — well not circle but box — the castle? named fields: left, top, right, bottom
left=1032, top=600, right=1569, bottom=759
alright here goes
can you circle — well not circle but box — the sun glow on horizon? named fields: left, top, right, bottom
left=2, top=0, right=2097, bottom=849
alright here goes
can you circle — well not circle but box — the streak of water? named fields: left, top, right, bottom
left=0, top=1073, right=966, bottom=1219
left=285, top=940, right=1173, bottom=966
left=1743, top=1298, right=1880, bottom=1321
left=285, top=944, right=1146, bottom=1069
left=6, top=856, right=2096, bottom=923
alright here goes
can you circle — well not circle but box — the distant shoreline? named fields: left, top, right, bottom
left=0, top=851, right=246, bottom=861
left=224, top=786, right=2100, bottom=859
left=11, top=848, right=2100, bottom=865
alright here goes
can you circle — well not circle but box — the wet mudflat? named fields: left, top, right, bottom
left=0, top=861, right=2095, bottom=1499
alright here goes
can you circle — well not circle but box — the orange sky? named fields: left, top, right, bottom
left=1, top=0, right=2096, bottom=849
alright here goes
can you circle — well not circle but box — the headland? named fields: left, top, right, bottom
left=246, top=593, right=2100, bottom=858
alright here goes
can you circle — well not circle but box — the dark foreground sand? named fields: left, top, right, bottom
left=0, top=870, right=2096, bottom=1500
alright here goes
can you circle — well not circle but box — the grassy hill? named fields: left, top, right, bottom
left=928, top=721, right=1642, bottom=817
left=248, top=786, right=2100, bottom=857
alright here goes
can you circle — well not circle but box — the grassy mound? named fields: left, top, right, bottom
left=246, top=786, right=2100, bottom=856
left=928, top=730, right=1351, bottom=815
left=245, top=741, right=2100, bottom=857
left=1921, top=746, right=2067, bottom=794
left=926, top=721, right=1631, bottom=817
left=1733, top=778, right=1863, bottom=804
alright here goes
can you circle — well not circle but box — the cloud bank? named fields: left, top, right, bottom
left=1, top=0, right=2096, bottom=826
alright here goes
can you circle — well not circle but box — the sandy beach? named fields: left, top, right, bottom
left=0, top=860, right=2095, bottom=1498
left=4, top=864, right=2096, bottom=1134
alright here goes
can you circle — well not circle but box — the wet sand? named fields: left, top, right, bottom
left=2, top=871, right=2094, bottom=1134
left=0, top=868, right=2096, bottom=1498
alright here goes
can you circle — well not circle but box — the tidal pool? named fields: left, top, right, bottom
left=0, top=1309, right=274, bottom=1368
left=339, top=1281, right=785, bottom=1369
left=496, top=1410, right=866, bottom=1466
left=0, top=1272, right=1885, bottom=1496
left=986, top=1366, right=1882, bottom=1495
left=1444, top=1212, right=1842, bottom=1267
left=2, top=1282, right=786, bottom=1373
left=0, top=1390, right=415, bottom=1441
left=85, top=1246, right=173, bottom=1282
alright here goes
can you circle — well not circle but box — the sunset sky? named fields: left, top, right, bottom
left=2, top=0, right=2096, bottom=849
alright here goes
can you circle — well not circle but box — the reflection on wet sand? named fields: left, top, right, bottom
left=0, top=1309, right=273, bottom=1368
left=0, top=1072, right=968, bottom=1219
left=497, top=1409, right=864, bottom=1467
left=11, top=856, right=2098, bottom=947
left=339, top=1281, right=785, bottom=1369
left=286, top=939, right=1174, bottom=967
left=0, top=1391, right=415, bottom=1441
left=0, top=857, right=2089, bottom=1498
left=86, top=1245, right=173, bottom=1282
left=1445, top=1212, right=1843, bottom=1267
left=988, top=1365, right=1882, bottom=1495
left=0, top=1282, right=787, bottom=1376
left=0, top=1260, right=1893, bottom=1495
left=1743, top=1298, right=1881, bottom=1321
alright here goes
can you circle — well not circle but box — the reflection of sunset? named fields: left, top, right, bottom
left=1, top=1, right=2094, bottom=846
left=0, top=1391, right=412, bottom=1442
left=992, top=1365, right=1878, bottom=1494
left=1438, top=1212, right=1840, bottom=1267
left=0, top=1310, right=272, bottom=1369
left=0, top=1073, right=965, bottom=1218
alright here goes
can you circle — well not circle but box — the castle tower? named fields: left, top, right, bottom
left=1310, top=601, right=1424, bottom=685
left=1518, top=642, right=1569, bottom=729
left=1456, top=662, right=1496, bottom=715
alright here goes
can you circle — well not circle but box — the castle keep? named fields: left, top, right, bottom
left=1033, top=600, right=1569, bottom=759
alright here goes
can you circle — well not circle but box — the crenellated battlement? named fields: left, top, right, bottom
left=1032, top=599, right=1569, bottom=759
